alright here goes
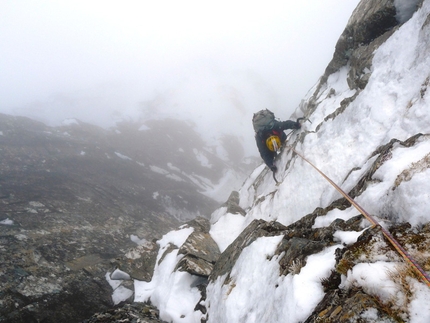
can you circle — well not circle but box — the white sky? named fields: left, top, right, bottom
left=0, top=0, right=360, bottom=128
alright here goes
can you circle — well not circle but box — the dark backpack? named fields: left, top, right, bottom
left=252, top=109, right=275, bottom=133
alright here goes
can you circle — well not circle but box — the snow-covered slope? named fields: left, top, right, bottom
left=109, top=1, right=430, bottom=322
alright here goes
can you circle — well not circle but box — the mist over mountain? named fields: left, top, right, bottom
left=1, top=1, right=360, bottom=160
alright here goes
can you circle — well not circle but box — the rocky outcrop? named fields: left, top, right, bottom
left=110, top=240, right=159, bottom=282
left=208, top=211, right=361, bottom=284
left=304, top=289, right=398, bottom=323
left=302, top=0, right=423, bottom=117
left=303, top=223, right=430, bottom=322
left=82, top=303, right=168, bottom=323
left=324, top=0, right=399, bottom=81
left=175, top=218, right=221, bottom=277
left=323, top=0, right=412, bottom=90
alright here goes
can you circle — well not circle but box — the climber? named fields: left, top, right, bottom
left=252, top=109, right=301, bottom=173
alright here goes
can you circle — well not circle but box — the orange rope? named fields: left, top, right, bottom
left=288, top=146, right=430, bottom=288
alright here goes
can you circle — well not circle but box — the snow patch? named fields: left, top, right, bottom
left=394, top=0, right=420, bottom=23
left=106, top=272, right=133, bottom=305
left=150, top=165, right=169, bottom=175
left=111, top=268, right=131, bottom=280
left=134, top=226, right=199, bottom=322
left=130, top=235, right=150, bottom=246
left=193, top=148, right=212, bottom=168
left=138, top=124, right=150, bottom=131
left=333, top=229, right=366, bottom=245
left=115, top=152, right=133, bottom=160
left=62, top=118, right=79, bottom=126
left=0, top=218, right=13, bottom=225
left=210, top=212, right=246, bottom=252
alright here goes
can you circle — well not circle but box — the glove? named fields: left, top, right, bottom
left=270, top=165, right=277, bottom=172
left=294, top=121, right=301, bottom=129
left=296, top=117, right=308, bottom=129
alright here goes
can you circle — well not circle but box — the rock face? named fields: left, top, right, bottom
left=324, top=0, right=399, bottom=83
left=308, top=0, right=424, bottom=113
left=175, top=218, right=221, bottom=277
left=82, top=303, right=168, bottom=323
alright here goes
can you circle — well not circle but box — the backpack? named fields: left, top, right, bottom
left=252, top=109, right=275, bottom=133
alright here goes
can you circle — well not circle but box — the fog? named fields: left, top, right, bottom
left=1, top=0, right=360, bottom=156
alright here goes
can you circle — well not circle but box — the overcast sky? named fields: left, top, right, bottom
left=0, top=0, right=360, bottom=147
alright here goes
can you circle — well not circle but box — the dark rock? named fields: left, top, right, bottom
left=1, top=270, right=113, bottom=323
left=324, top=0, right=399, bottom=83
left=304, top=289, right=398, bottom=323
left=111, top=241, right=159, bottom=282
left=175, top=217, right=221, bottom=277
left=176, top=231, right=220, bottom=277
left=82, top=302, right=168, bottom=323
left=276, top=237, right=328, bottom=275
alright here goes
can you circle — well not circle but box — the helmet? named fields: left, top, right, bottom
left=266, top=135, right=281, bottom=152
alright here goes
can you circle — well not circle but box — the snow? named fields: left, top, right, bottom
left=0, top=218, right=14, bottom=225
left=29, top=201, right=45, bottom=208
left=106, top=272, right=133, bottom=305
left=313, top=206, right=360, bottom=228
left=394, top=0, right=420, bottom=23
left=193, top=148, right=212, bottom=168
left=209, top=212, right=246, bottom=252
left=149, top=165, right=169, bottom=175
left=134, top=226, right=201, bottom=323
left=206, top=240, right=340, bottom=323
left=111, top=268, right=131, bottom=281
left=201, top=169, right=243, bottom=202
left=341, top=262, right=400, bottom=302
left=166, top=173, right=184, bottom=182
left=112, top=286, right=133, bottom=305
left=111, top=3, right=430, bottom=322
left=115, top=152, right=133, bottom=160
left=333, top=229, right=366, bottom=245
left=130, top=235, right=149, bottom=246
left=61, top=118, right=79, bottom=126
left=138, top=124, right=150, bottom=131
